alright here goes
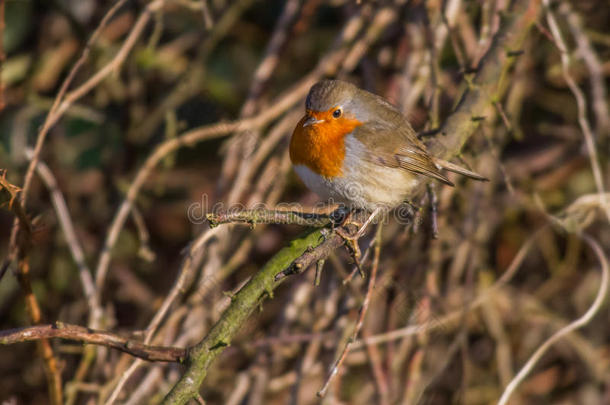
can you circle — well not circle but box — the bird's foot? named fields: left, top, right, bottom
left=334, top=226, right=361, bottom=257
left=333, top=226, right=364, bottom=277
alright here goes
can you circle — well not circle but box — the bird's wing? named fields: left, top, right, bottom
left=351, top=121, right=454, bottom=186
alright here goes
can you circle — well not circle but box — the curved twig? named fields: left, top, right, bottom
left=497, top=233, right=609, bottom=405
left=542, top=0, right=609, bottom=222
left=317, top=223, right=383, bottom=397
left=0, top=323, right=186, bottom=363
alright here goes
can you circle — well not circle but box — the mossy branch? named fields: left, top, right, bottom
left=163, top=1, right=540, bottom=403
left=428, top=0, right=541, bottom=159
left=162, top=227, right=332, bottom=404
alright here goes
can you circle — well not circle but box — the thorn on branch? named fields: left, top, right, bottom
left=275, top=262, right=302, bottom=281
left=275, top=223, right=359, bottom=282
left=264, top=285, right=274, bottom=299
left=208, top=341, right=230, bottom=351
left=507, top=49, right=525, bottom=57
left=222, top=291, right=236, bottom=301
left=493, top=101, right=513, bottom=131
left=314, top=259, right=325, bottom=286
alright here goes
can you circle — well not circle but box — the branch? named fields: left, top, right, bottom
left=428, top=0, right=541, bottom=159
left=94, top=76, right=316, bottom=303
left=0, top=323, right=186, bottom=363
left=3, top=3, right=162, bottom=402
left=102, top=226, right=226, bottom=404
left=498, top=233, right=609, bottom=405
left=7, top=0, right=158, bottom=279
left=24, top=151, right=100, bottom=327
left=207, top=209, right=332, bottom=228
left=542, top=0, right=609, bottom=222
left=317, top=223, right=383, bottom=397
left=162, top=1, right=542, bottom=402
left=1, top=171, right=62, bottom=405
left=161, top=228, right=329, bottom=404
left=0, top=170, right=31, bottom=247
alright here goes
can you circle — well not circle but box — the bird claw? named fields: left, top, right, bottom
left=329, top=207, right=381, bottom=278
left=334, top=226, right=363, bottom=275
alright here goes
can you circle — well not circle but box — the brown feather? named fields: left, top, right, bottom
left=432, top=158, right=488, bottom=181
left=351, top=116, right=453, bottom=186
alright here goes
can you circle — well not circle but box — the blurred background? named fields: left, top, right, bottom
left=1, top=0, right=609, bottom=404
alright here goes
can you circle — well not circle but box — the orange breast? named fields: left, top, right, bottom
left=290, top=110, right=362, bottom=178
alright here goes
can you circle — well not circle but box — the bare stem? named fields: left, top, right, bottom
left=207, top=209, right=332, bottom=228
left=497, top=233, right=609, bottom=405
left=317, top=223, right=383, bottom=398
left=0, top=323, right=186, bottom=363
left=161, top=228, right=328, bottom=404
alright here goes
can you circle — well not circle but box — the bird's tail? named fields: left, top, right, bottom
left=433, top=158, right=488, bottom=181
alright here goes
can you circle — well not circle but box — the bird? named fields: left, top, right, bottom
left=289, top=79, right=486, bottom=229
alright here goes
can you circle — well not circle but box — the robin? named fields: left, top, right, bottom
left=289, top=79, right=486, bottom=231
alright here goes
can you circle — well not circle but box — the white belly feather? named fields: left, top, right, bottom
left=293, top=135, right=419, bottom=211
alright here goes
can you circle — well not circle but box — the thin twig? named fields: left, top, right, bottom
left=161, top=228, right=329, bottom=404
left=220, top=0, right=302, bottom=194
left=363, top=327, right=390, bottom=405
left=14, top=259, right=63, bottom=405
left=560, top=1, right=609, bottom=137
left=94, top=72, right=322, bottom=300
left=200, top=0, right=214, bottom=30
left=275, top=229, right=346, bottom=282
left=497, top=233, right=609, bottom=405
left=317, top=223, right=383, bottom=397
left=131, top=205, right=156, bottom=262
left=1, top=175, right=62, bottom=404
left=355, top=228, right=543, bottom=348
left=543, top=0, right=609, bottom=222
left=0, top=171, right=31, bottom=243
left=0, top=323, right=186, bottom=363
left=26, top=151, right=100, bottom=326
left=102, top=226, right=226, bottom=404
left=207, top=209, right=332, bottom=228
left=6, top=0, right=133, bottom=272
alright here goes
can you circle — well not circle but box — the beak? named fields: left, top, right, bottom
left=303, top=116, right=324, bottom=127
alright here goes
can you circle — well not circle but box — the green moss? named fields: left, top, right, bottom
left=162, top=227, right=324, bottom=404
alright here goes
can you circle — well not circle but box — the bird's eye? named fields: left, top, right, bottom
left=333, top=108, right=342, bottom=118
